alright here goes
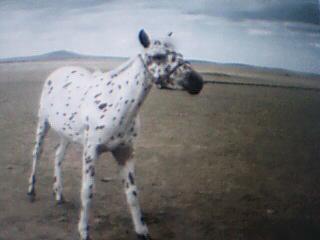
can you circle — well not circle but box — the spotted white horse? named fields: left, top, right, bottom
left=27, top=30, right=203, bottom=240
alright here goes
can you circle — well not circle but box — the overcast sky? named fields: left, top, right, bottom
left=0, top=0, right=320, bottom=73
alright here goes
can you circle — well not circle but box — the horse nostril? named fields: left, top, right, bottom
left=185, top=71, right=203, bottom=95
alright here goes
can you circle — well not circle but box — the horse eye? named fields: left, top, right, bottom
left=152, top=54, right=167, bottom=61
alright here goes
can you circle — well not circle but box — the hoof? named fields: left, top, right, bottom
left=81, top=236, right=92, bottom=240
left=27, top=189, right=36, bottom=202
left=79, top=228, right=91, bottom=240
left=56, top=195, right=65, bottom=205
left=136, top=234, right=152, bottom=240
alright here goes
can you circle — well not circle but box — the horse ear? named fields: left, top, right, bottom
left=139, top=29, right=150, bottom=48
left=168, top=32, right=173, bottom=37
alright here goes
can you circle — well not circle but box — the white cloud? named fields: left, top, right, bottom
left=310, top=42, right=320, bottom=48
left=248, top=29, right=273, bottom=36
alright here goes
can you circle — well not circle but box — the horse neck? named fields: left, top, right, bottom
left=107, top=54, right=152, bottom=86
left=104, top=54, right=153, bottom=116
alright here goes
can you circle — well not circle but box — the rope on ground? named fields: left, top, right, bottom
left=203, top=80, right=320, bottom=92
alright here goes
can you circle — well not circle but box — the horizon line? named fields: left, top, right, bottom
left=1, top=49, right=320, bottom=77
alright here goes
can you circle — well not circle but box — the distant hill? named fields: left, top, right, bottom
left=0, top=50, right=220, bottom=65
left=0, top=50, right=126, bottom=63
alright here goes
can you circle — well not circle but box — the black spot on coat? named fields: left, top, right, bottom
left=62, top=82, right=72, bottom=89
left=99, top=103, right=107, bottom=110
left=128, top=172, right=135, bottom=185
left=140, top=216, right=145, bottom=225
left=94, top=93, right=102, bottom=98
left=95, top=125, right=105, bottom=130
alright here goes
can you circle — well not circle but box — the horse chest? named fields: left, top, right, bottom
left=81, top=89, right=141, bottom=147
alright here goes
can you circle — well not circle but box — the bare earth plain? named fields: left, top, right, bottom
left=1, top=60, right=320, bottom=240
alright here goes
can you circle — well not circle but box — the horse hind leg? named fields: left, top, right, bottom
left=53, top=137, right=69, bottom=204
left=27, top=117, right=50, bottom=202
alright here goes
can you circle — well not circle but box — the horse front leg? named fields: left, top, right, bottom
left=112, top=145, right=151, bottom=240
left=78, top=137, right=98, bottom=240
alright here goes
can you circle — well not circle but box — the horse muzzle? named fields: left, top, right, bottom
left=182, top=71, right=203, bottom=95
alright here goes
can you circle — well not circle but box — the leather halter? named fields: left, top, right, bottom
left=138, top=53, right=189, bottom=87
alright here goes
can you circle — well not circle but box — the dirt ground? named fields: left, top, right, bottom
left=1, top=61, right=320, bottom=240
